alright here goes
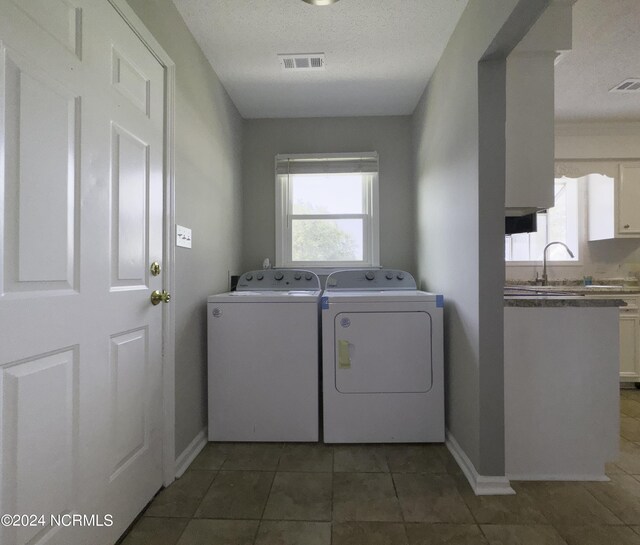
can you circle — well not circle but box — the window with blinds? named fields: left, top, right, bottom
left=275, top=152, right=380, bottom=268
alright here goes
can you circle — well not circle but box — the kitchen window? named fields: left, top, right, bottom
left=505, top=178, right=580, bottom=262
left=275, top=153, right=379, bottom=268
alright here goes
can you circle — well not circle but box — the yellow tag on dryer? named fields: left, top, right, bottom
left=338, top=340, right=351, bottom=369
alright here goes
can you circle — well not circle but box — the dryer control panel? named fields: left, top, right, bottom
left=236, top=269, right=321, bottom=291
left=325, top=269, right=417, bottom=290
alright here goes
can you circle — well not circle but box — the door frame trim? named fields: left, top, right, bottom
left=107, top=0, right=177, bottom=487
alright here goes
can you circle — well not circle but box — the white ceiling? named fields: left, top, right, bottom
left=172, top=0, right=469, bottom=118
left=555, top=0, right=640, bottom=122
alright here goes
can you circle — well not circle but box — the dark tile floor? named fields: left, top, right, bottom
left=121, top=388, right=640, bottom=544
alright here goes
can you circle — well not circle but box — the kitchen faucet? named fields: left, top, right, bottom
left=541, top=241, right=574, bottom=286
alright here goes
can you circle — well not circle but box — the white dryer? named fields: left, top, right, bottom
left=322, top=269, right=444, bottom=443
left=207, top=269, right=321, bottom=442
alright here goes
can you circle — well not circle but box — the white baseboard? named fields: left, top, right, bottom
left=446, top=431, right=515, bottom=496
left=507, top=473, right=609, bottom=482
left=174, top=427, right=207, bottom=478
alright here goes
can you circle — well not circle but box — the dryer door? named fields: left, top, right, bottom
left=334, top=311, right=432, bottom=393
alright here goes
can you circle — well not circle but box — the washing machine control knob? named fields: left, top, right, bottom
left=294, top=273, right=302, bottom=280
left=385, top=272, right=393, bottom=280
left=365, top=271, right=375, bottom=281
left=245, top=273, right=253, bottom=281
left=397, top=272, right=405, bottom=280
left=274, top=271, right=284, bottom=281
left=257, top=273, right=264, bottom=281
left=305, top=273, right=313, bottom=281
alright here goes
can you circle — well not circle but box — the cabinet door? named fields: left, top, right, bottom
left=618, top=163, right=640, bottom=235
left=620, top=314, right=640, bottom=381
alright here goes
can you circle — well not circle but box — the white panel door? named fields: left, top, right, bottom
left=0, top=2, right=165, bottom=544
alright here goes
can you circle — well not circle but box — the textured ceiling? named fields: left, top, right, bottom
left=172, top=0, right=469, bottom=118
left=555, top=0, right=640, bottom=122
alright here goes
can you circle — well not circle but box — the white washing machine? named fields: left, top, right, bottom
left=207, top=269, right=321, bottom=442
left=322, top=269, right=444, bottom=443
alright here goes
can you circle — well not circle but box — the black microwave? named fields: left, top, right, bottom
left=505, top=212, right=538, bottom=235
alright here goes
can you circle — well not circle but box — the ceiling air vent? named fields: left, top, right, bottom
left=610, top=78, right=640, bottom=93
left=278, top=53, right=325, bottom=71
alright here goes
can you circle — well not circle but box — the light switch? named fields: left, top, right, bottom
left=176, top=225, right=192, bottom=248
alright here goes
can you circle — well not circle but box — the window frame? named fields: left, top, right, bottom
left=505, top=177, right=581, bottom=266
left=275, top=152, right=380, bottom=269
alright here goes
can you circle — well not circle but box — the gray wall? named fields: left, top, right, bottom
left=241, top=117, right=415, bottom=274
left=126, top=0, right=244, bottom=457
left=412, top=0, right=549, bottom=476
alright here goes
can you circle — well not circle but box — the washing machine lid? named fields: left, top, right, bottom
left=208, top=290, right=321, bottom=304
left=236, top=269, right=321, bottom=291
left=322, top=290, right=439, bottom=304
left=208, top=269, right=322, bottom=303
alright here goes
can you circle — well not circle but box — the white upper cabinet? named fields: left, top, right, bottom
left=618, top=163, right=640, bottom=235
left=580, top=162, right=640, bottom=240
left=561, top=161, right=640, bottom=240
left=505, top=0, right=574, bottom=215
left=505, top=53, right=556, bottom=214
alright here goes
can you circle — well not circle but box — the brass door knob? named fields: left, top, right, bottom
left=151, top=290, right=171, bottom=305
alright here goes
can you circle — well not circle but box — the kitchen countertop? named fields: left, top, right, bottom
left=504, top=296, right=627, bottom=308
left=505, top=280, right=640, bottom=295
left=538, top=287, right=640, bottom=295
left=504, top=283, right=631, bottom=307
